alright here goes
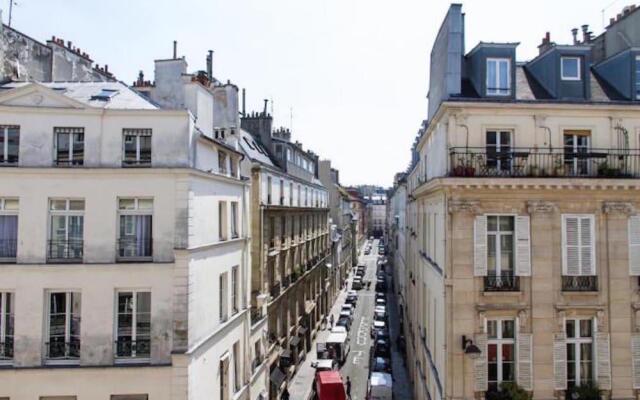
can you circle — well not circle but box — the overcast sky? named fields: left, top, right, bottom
left=2, top=0, right=623, bottom=186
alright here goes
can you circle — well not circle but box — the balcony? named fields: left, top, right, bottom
left=562, top=275, right=598, bottom=292
left=0, top=339, right=13, bottom=360
left=117, top=238, right=153, bottom=261
left=47, top=239, right=83, bottom=262
left=0, top=239, right=17, bottom=261
left=449, top=147, right=640, bottom=178
left=270, top=282, right=281, bottom=299
left=251, top=307, right=265, bottom=325
left=484, top=272, right=520, bottom=292
left=45, top=340, right=80, bottom=361
left=252, top=354, right=265, bottom=373
left=114, top=338, right=150, bottom=360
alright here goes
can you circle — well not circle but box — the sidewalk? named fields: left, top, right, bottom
left=386, top=270, right=413, bottom=399
left=287, top=278, right=350, bottom=400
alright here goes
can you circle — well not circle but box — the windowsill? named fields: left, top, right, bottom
left=0, top=163, right=18, bottom=167
left=114, top=357, right=150, bottom=365
left=122, top=163, right=152, bottom=168
left=47, top=258, right=84, bottom=264
left=45, top=359, right=80, bottom=366
left=482, top=290, right=521, bottom=297
left=116, top=257, right=153, bottom=263
left=0, top=258, right=16, bottom=264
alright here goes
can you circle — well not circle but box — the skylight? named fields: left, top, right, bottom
left=91, top=88, right=119, bottom=101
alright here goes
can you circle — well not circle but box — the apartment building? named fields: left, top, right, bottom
left=387, top=173, right=408, bottom=329
left=346, top=188, right=368, bottom=248
left=399, top=4, right=640, bottom=400
left=238, top=111, right=330, bottom=399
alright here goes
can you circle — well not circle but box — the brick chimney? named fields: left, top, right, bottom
left=538, top=32, right=554, bottom=54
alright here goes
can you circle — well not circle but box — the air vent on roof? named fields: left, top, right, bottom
left=52, top=87, right=67, bottom=93
left=91, top=89, right=119, bottom=101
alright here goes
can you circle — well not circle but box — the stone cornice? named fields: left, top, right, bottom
left=602, top=201, right=637, bottom=215
left=527, top=200, right=558, bottom=214
left=447, top=199, right=480, bottom=214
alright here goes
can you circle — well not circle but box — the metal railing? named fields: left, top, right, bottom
left=117, top=238, right=153, bottom=260
left=114, top=338, right=151, bottom=358
left=252, top=355, right=264, bottom=373
left=270, top=282, right=281, bottom=298
left=47, top=239, right=83, bottom=261
left=251, top=307, right=264, bottom=324
left=122, top=158, right=151, bottom=167
left=45, top=340, right=80, bottom=360
left=484, top=272, right=520, bottom=292
left=0, top=239, right=17, bottom=259
left=562, top=275, right=598, bottom=292
left=0, top=340, right=13, bottom=359
left=449, top=147, right=640, bottom=178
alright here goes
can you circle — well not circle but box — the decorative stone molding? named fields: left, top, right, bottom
left=448, top=199, right=480, bottom=214
left=518, top=309, right=529, bottom=331
left=602, top=201, right=636, bottom=215
left=596, top=310, right=606, bottom=331
left=556, top=311, right=566, bottom=332
left=527, top=200, right=557, bottom=214
left=477, top=311, right=486, bottom=332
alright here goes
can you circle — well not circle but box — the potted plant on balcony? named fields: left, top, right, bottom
left=564, top=382, right=601, bottom=400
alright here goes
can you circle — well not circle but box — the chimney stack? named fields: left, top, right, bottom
left=538, top=32, right=553, bottom=54
left=571, top=28, right=579, bottom=44
left=173, top=41, right=177, bottom=59
left=263, top=99, right=268, bottom=116
left=581, top=24, right=591, bottom=43
left=206, top=50, right=213, bottom=80
left=242, top=88, right=246, bottom=117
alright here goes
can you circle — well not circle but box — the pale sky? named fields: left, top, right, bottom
left=2, top=0, right=621, bottom=185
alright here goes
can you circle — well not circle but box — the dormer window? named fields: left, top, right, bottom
left=486, top=58, right=510, bottom=96
left=635, top=56, right=640, bottom=100
left=561, top=57, right=581, bottom=81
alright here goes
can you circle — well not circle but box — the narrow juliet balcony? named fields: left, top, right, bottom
left=483, top=272, right=520, bottom=292
left=562, top=275, right=598, bottom=292
left=449, top=147, right=640, bottom=178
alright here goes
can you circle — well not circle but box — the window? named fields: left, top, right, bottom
left=219, top=202, right=228, bottom=241
left=486, top=58, right=511, bottom=96
left=487, top=216, right=514, bottom=278
left=267, top=176, right=272, bottom=205
left=230, top=202, right=239, bottom=239
left=48, top=199, right=84, bottom=261
left=564, top=130, right=590, bottom=176
left=286, top=148, right=292, bottom=161
left=269, top=217, right=275, bottom=248
left=0, top=125, right=19, bottom=165
left=0, top=198, right=18, bottom=261
left=562, top=215, right=596, bottom=276
left=220, top=355, right=230, bottom=400
left=122, top=129, right=152, bottom=166
left=229, top=156, right=237, bottom=178
left=233, top=341, right=241, bottom=392
left=487, top=319, right=515, bottom=391
left=289, top=182, right=293, bottom=206
left=297, top=185, right=301, bottom=206
left=566, top=319, right=593, bottom=388
left=54, top=127, right=84, bottom=166
left=636, top=56, right=640, bottom=100
left=231, top=266, right=239, bottom=314
left=220, top=272, right=228, bottom=322
left=118, top=198, right=153, bottom=260
left=561, top=57, right=581, bottom=81
left=304, top=187, right=308, bottom=206
left=279, top=179, right=284, bottom=205
left=486, top=130, right=512, bottom=171
left=115, top=291, right=150, bottom=361
left=281, top=217, right=286, bottom=242
left=0, top=292, right=13, bottom=362
left=46, top=292, right=81, bottom=362
left=219, top=151, right=228, bottom=175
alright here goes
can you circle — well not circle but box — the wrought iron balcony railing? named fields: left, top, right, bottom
left=562, top=275, right=598, bottom=292
left=0, top=339, right=13, bottom=360
left=47, top=239, right=83, bottom=262
left=251, top=307, right=265, bottom=324
left=484, top=272, right=520, bottom=292
left=270, top=282, right=281, bottom=298
left=117, top=238, right=153, bottom=260
left=45, top=340, right=80, bottom=360
left=115, top=338, right=151, bottom=359
left=0, top=239, right=17, bottom=260
left=449, top=147, right=640, bottom=178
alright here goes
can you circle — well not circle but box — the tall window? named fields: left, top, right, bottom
left=229, top=156, right=237, bottom=178
left=230, top=202, right=239, bottom=239
left=564, top=130, right=590, bottom=176
left=0, top=292, right=13, bottom=362
left=267, top=176, right=272, bottom=205
left=220, top=272, right=228, bottom=322
left=566, top=319, right=593, bottom=387
left=115, top=291, right=151, bottom=360
left=269, top=217, right=275, bottom=248
left=289, top=182, right=294, bottom=206
left=297, top=185, right=301, bottom=206
left=219, top=202, right=228, bottom=241
left=486, top=130, right=512, bottom=171
left=54, top=127, right=84, bottom=166
left=0, top=125, right=19, bottom=165
left=281, top=216, right=286, bottom=243
left=562, top=215, right=595, bottom=276
left=304, top=187, right=308, bottom=206
left=233, top=341, right=241, bottom=392
left=487, top=216, right=514, bottom=279
left=636, top=56, right=640, bottom=100
left=46, top=291, right=81, bottom=362
left=48, top=199, right=84, bottom=261
left=0, top=198, right=18, bottom=261
left=231, top=266, right=239, bottom=315
left=118, top=198, right=153, bottom=260
left=219, top=151, right=228, bottom=175
left=561, top=57, right=581, bottom=81
left=486, top=58, right=511, bottom=96
left=279, top=179, right=284, bottom=205
left=220, top=356, right=230, bottom=400
left=487, top=319, right=515, bottom=391
left=122, top=129, right=152, bottom=166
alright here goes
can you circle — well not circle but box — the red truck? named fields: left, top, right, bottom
left=315, top=371, right=347, bottom=400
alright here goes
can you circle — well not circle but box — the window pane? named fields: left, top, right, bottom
left=488, top=343, right=498, bottom=361
left=580, top=343, right=592, bottom=361
left=137, top=199, right=153, bottom=210
left=502, top=361, right=514, bottom=382
left=487, top=215, right=497, bottom=231
left=488, top=60, right=497, bottom=88
left=139, top=136, right=151, bottom=162
left=124, top=135, right=137, bottom=161
left=6, top=127, right=19, bottom=163
left=502, top=343, right=514, bottom=361
left=499, top=60, right=509, bottom=91
left=119, top=199, right=136, bottom=210
left=488, top=361, right=498, bottom=381
left=499, top=216, right=513, bottom=231
left=72, top=132, right=84, bottom=162
left=502, top=320, right=515, bottom=339
left=486, top=132, right=497, bottom=147
left=69, top=200, right=85, bottom=211
left=56, top=132, right=70, bottom=162
left=566, top=320, right=575, bottom=338
left=487, top=234, right=497, bottom=273
left=500, top=235, right=514, bottom=273
left=562, top=58, right=579, bottom=78
left=3, top=199, right=18, bottom=211
left=50, top=200, right=68, bottom=211
left=579, top=320, right=592, bottom=338
left=50, top=216, right=67, bottom=241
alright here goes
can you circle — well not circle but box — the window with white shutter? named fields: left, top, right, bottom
left=565, top=319, right=594, bottom=388
left=595, top=331, right=611, bottom=390
left=474, top=332, right=488, bottom=392
left=515, top=216, right=531, bottom=276
left=487, top=319, right=516, bottom=392
left=474, top=216, right=488, bottom=276
left=517, top=333, right=533, bottom=390
left=562, top=215, right=596, bottom=276
left=629, top=216, right=640, bottom=276
left=631, top=334, right=640, bottom=389
left=553, top=333, right=567, bottom=390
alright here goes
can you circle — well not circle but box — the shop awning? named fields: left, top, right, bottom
left=270, top=367, right=286, bottom=388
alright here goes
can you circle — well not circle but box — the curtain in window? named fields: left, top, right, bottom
left=0, top=215, right=17, bottom=258
left=120, top=215, right=152, bottom=257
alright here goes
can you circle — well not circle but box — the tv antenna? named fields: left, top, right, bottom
left=601, top=0, right=622, bottom=28
left=8, top=0, right=18, bottom=27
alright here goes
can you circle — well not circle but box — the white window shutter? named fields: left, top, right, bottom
left=562, top=216, right=580, bottom=276
left=595, top=332, right=611, bottom=390
left=629, top=216, right=640, bottom=276
left=474, top=216, right=487, bottom=277
left=517, top=333, right=533, bottom=390
left=553, top=333, right=567, bottom=390
left=515, top=216, right=531, bottom=276
left=580, top=216, right=596, bottom=276
left=474, top=333, right=488, bottom=392
left=631, top=334, right=640, bottom=389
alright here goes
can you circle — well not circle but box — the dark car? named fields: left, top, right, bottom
left=346, top=293, right=358, bottom=305
left=372, top=339, right=391, bottom=358
left=375, top=328, right=390, bottom=342
left=336, top=315, right=351, bottom=331
left=371, top=357, right=392, bottom=374
left=375, top=292, right=385, bottom=301
left=356, top=269, right=365, bottom=278
left=375, top=280, right=387, bottom=292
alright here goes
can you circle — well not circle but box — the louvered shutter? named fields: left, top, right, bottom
left=517, top=333, right=533, bottom=390
left=629, top=216, right=640, bottom=276
left=631, top=334, right=640, bottom=389
left=562, top=216, right=580, bottom=276
left=474, top=333, right=488, bottom=392
left=595, top=332, right=611, bottom=390
left=580, top=216, right=596, bottom=276
left=515, top=216, right=531, bottom=276
left=474, top=216, right=487, bottom=277
left=553, top=333, right=567, bottom=390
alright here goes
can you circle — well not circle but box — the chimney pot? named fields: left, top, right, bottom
left=105, top=65, right=108, bottom=73
left=571, top=28, right=579, bottom=44
left=67, top=41, right=72, bottom=48
left=263, top=99, right=268, bottom=115
left=609, top=17, right=615, bottom=25
left=173, top=40, right=177, bottom=59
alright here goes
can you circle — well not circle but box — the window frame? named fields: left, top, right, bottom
left=0, top=292, right=14, bottom=363
left=0, top=198, right=18, bottom=262
left=45, top=291, right=81, bottom=364
left=231, top=266, right=239, bottom=315
left=561, top=56, right=581, bottom=81
left=219, top=201, right=228, bottom=241
left=114, top=290, right=151, bottom=363
left=565, top=318, right=594, bottom=388
left=53, top=127, right=84, bottom=166
left=230, top=202, right=239, bottom=239
left=117, top=198, right=154, bottom=261
left=486, top=58, right=511, bottom=96
left=122, top=129, right=152, bottom=167
left=486, top=215, right=515, bottom=277
left=635, top=55, right=640, bottom=100
left=220, top=272, right=229, bottom=322
left=48, top=199, right=85, bottom=262
left=0, top=125, right=19, bottom=165
left=486, top=318, right=516, bottom=391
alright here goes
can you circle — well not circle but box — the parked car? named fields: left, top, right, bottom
left=371, top=357, right=393, bottom=374
left=376, top=298, right=386, bottom=307
left=346, top=291, right=358, bottom=305
left=339, top=310, right=352, bottom=323
left=364, top=249, right=371, bottom=255
left=374, top=309, right=387, bottom=323
left=375, top=280, right=387, bottom=292
left=336, top=315, right=352, bottom=331
left=352, top=278, right=363, bottom=290
left=375, top=292, right=385, bottom=301
left=370, top=320, right=386, bottom=338
left=341, top=304, right=354, bottom=316
left=367, top=372, right=392, bottom=400
left=372, top=339, right=391, bottom=358
left=331, top=326, right=347, bottom=334
left=375, top=328, right=390, bottom=343
left=356, top=269, right=365, bottom=278
left=315, top=371, right=347, bottom=400
left=312, top=359, right=339, bottom=372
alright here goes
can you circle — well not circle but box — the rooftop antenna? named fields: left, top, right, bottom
left=601, top=0, right=622, bottom=28
left=290, top=107, right=293, bottom=132
left=270, top=97, right=274, bottom=117
left=8, top=0, right=18, bottom=27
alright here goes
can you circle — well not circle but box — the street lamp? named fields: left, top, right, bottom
left=461, top=335, right=482, bottom=359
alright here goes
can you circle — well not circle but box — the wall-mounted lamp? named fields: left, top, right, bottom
left=461, top=335, right=482, bottom=359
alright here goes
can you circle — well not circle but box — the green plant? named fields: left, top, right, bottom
left=565, top=382, right=601, bottom=400
left=486, top=383, right=532, bottom=400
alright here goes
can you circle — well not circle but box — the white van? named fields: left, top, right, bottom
left=367, top=372, right=393, bottom=400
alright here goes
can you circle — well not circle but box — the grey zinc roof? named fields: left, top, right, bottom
left=238, top=129, right=274, bottom=166
left=1, top=81, right=157, bottom=110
